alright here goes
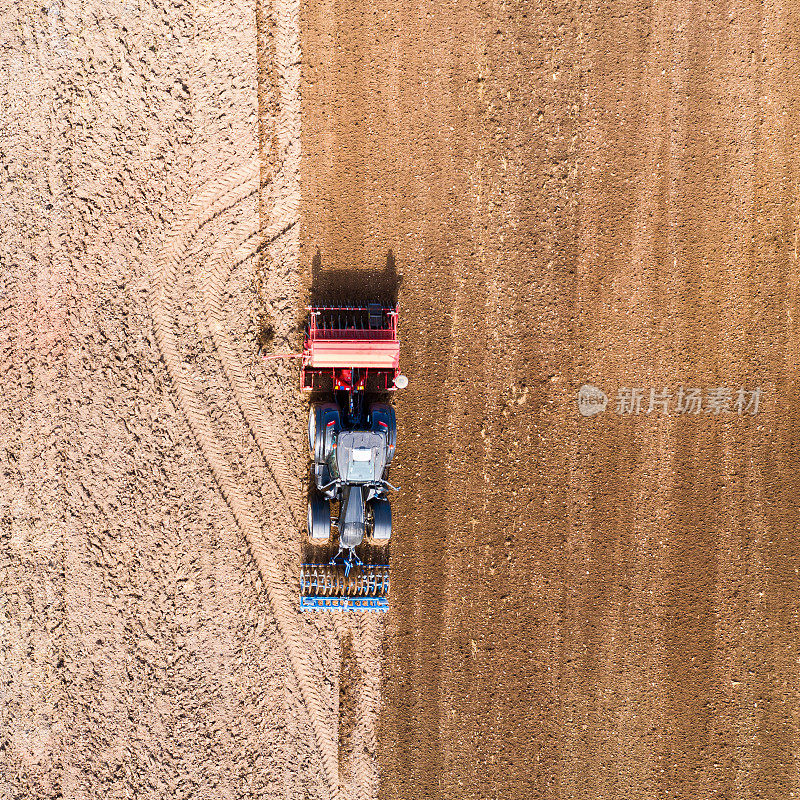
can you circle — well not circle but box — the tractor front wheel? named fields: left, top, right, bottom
left=307, top=495, right=331, bottom=542
left=371, top=499, right=391, bottom=541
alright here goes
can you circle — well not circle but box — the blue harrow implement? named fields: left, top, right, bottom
left=300, top=563, right=390, bottom=612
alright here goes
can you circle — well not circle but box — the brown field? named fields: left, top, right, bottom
left=1, top=0, right=798, bottom=797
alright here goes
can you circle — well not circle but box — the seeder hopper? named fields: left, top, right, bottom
left=300, top=304, right=406, bottom=612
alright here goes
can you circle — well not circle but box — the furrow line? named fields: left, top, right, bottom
left=201, top=190, right=302, bottom=528
left=150, top=166, right=341, bottom=797
left=352, top=614, right=382, bottom=800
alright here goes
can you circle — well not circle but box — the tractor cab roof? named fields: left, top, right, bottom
left=336, top=430, right=387, bottom=484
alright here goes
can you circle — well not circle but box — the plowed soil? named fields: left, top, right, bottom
left=301, top=0, right=800, bottom=798
left=2, top=0, right=345, bottom=797
left=2, top=0, right=799, bottom=797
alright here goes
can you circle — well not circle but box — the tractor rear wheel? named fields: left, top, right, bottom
left=307, top=405, right=316, bottom=456
left=307, top=495, right=331, bottom=542
left=309, top=403, right=340, bottom=462
left=369, top=403, right=397, bottom=464
left=371, top=499, right=391, bottom=541
left=308, top=404, right=326, bottom=462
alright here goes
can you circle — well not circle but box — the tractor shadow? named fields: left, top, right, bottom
left=307, top=248, right=402, bottom=308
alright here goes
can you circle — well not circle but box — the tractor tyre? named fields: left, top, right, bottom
left=308, top=404, right=323, bottom=461
left=369, top=403, right=397, bottom=464
left=309, top=403, right=340, bottom=462
left=308, top=404, right=316, bottom=456
left=309, top=404, right=331, bottom=462
left=371, top=499, right=392, bottom=541
left=307, top=495, right=331, bottom=542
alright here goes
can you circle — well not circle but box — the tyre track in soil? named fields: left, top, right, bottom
left=199, top=170, right=382, bottom=800
left=181, top=0, right=381, bottom=788
left=351, top=613, right=381, bottom=800
left=200, top=184, right=302, bottom=528
left=330, top=614, right=380, bottom=800
left=149, top=157, right=341, bottom=796
left=257, top=0, right=384, bottom=788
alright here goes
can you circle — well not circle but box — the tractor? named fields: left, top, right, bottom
left=299, top=304, right=406, bottom=611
